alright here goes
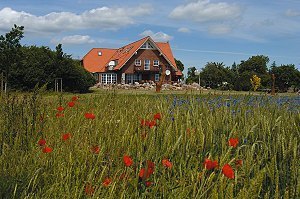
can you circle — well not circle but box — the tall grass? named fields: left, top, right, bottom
left=0, top=91, right=299, bottom=198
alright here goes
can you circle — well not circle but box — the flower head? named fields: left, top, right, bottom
left=42, top=146, right=53, bottom=153
left=228, top=138, right=239, bottom=148
left=203, top=158, right=218, bottom=170
left=222, top=164, right=235, bottom=179
left=57, top=106, right=64, bottom=112
left=85, top=113, right=95, bottom=120
left=62, top=133, right=71, bottom=141
left=235, top=159, right=243, bottom=167
left=38, top=138, right=46, bottom=146
left=68, top=101, right=75, bottom=107
left=84, top=183, right=95, bottom=196
left=91, top=145, right=100, bottom=154
left=123, top=155, right=133, bottom=167
left=154, top=113, right=162, bottom=120
left=102, top=177, right=112, bottom=187
left=72, top=96, right=79, bottom=101
left=162, top=159, right=172, bottom=169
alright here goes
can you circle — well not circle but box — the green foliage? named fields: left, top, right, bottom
left=0, top=25, right=95, bottom=93
left=186, top=66, right=197, bottom=84
left=270, top=64, right=300, bottom=92
left=175, top=58, right=184, bottom=72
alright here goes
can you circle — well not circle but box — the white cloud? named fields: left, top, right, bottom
left=169, top=0, right=241, bottom=23
left=285, top=9, right=300, bottom=17
left=0, top=5, right=153, bottom=33
left=140, top=30, right=173, bottom=42
left=208, top=24, right=231, bottom=34
left=51, top=35, right=95, bottom=45
left=178, top=27, right=191, bottom=33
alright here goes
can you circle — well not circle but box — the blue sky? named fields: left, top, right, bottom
left=0, top=0, right=299, bottom=73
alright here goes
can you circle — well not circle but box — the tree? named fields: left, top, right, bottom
left=250, top=74, right=261, bottom=91
left=0, top=24, right=24, bottom=88
left=270, top=64, right=300, bottom=92
left=186, top=66, right=197, bottom=84
left=175, top=58, right=184, bottom=72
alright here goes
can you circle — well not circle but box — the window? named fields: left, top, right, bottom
left=98, top=51, right=102, bottom=56
left=141, top=42, right=155, bottom=49
left=153, top=60, right=159, bottom=66
left=135, top=59, right=141, bottom=66
left=101, top=73, right=117, bottom=84
left=126, top=74, right=142, bottom=84
left=144, top=60, right=150, bottom=70
left=155, top=74, right=160, bottom=82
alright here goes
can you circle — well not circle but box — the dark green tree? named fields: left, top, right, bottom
left=186, top=66, right=197, bottom=84
left=175, top=58, right=184, bottom=72
left=0, top=24, right=24, bottom=88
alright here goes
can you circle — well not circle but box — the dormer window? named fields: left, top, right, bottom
left=141, top=41, right=155, bottom=49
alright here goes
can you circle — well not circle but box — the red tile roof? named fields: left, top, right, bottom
left=82, top=36, right=182, bottom=75
left=82, top=48, right=117, bottom=73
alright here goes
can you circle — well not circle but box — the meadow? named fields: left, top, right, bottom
left=0, top=89, right=299, bottom=198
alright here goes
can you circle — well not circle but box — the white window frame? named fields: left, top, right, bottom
left=155, top=74, right=160, bottom=82
left=135, top=59, right=141, bottom=66
left=153, top=60, right=159, bottom=67
left=126, top=74, right=142, bottom=84
left=101, top=73, right=117, bottom=84
left=144, top=60, right=150, bottom=70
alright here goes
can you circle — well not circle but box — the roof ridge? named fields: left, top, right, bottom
left=117, top=36, right=150, bottom=50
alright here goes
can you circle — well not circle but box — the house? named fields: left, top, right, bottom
left=82, top=36, right=183, bottom=84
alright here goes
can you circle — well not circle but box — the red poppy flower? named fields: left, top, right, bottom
left=235, top=159, right=243, bottom=167
left=228, top=138, right=239, bottom=148
left=42, top=146, right=53, bottom=153
left=62, top=133, right=71, bottom=141
left=154, top=113, right=162, bottom=120
left=222, top=164, right=235, bottom=179
left=68, top=101, right=75, bottom=107
left=123, top=155, right=133, bottom=167
left=203, top=158, right=218, bottom=170
left=148, top=120, right=156, bottom=128
left=72, top=96, right=78, bottom=101
left=145, top=181, right=152, bottom=187
left=91, top=145, right=100, bottom=154
left=57, top=106, right=64, bottom=112
left=102, top=177, right=112, bottom=187
left=85, top=113, right=95, bottom=120
left=162, top=159, right=173, bottom=169
left=56, top=113, right=64, bottom=118
left=38, top=138, right=46, bottom=146
left=139, top=161, right=155, bottom=179
left=84, top=183, right=94, bottom=196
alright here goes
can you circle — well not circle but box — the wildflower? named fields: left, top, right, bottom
left=123, top=155, right=133, bottom=167
left=84, top=183, right=94, bottom=196
left=91, top=145, right=100, bottom=154
left=203, top=158, right=218, bottom=170
left=68, top=101, right=75, bottom=107
left=162, top=159, right=172, bottom=169
left=235, top=159, right=243, bottom=167
left=42, top=146, right=53, bottom=153
left=102, top=177, right=112, bottom=187
left=57, top=106, right=64, bottom=112
left=154, top=113, right=162, bottom=120
left=62, top=133, right=71, bottom=141
left=38, top=138, right=46, bottom=146
left=85, top=113, right=95, bottom=120
left=56, top=113, right=64, bottom=118
left=222, top=164, right=235, bottom=179
left=139, top=160, right=155, bottom=179
left=72, top=96, right=79, bottom=101
left=148, top=120, right=156, bottom=128
left=228, top=138, right=239, bottom=148
left=145, top=181, right=152, bottom=187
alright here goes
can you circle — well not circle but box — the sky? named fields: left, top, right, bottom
left=0, top=0, right=299, bottom=73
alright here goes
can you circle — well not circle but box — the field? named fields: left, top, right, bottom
left=0, top=90, right=299, bottom=198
